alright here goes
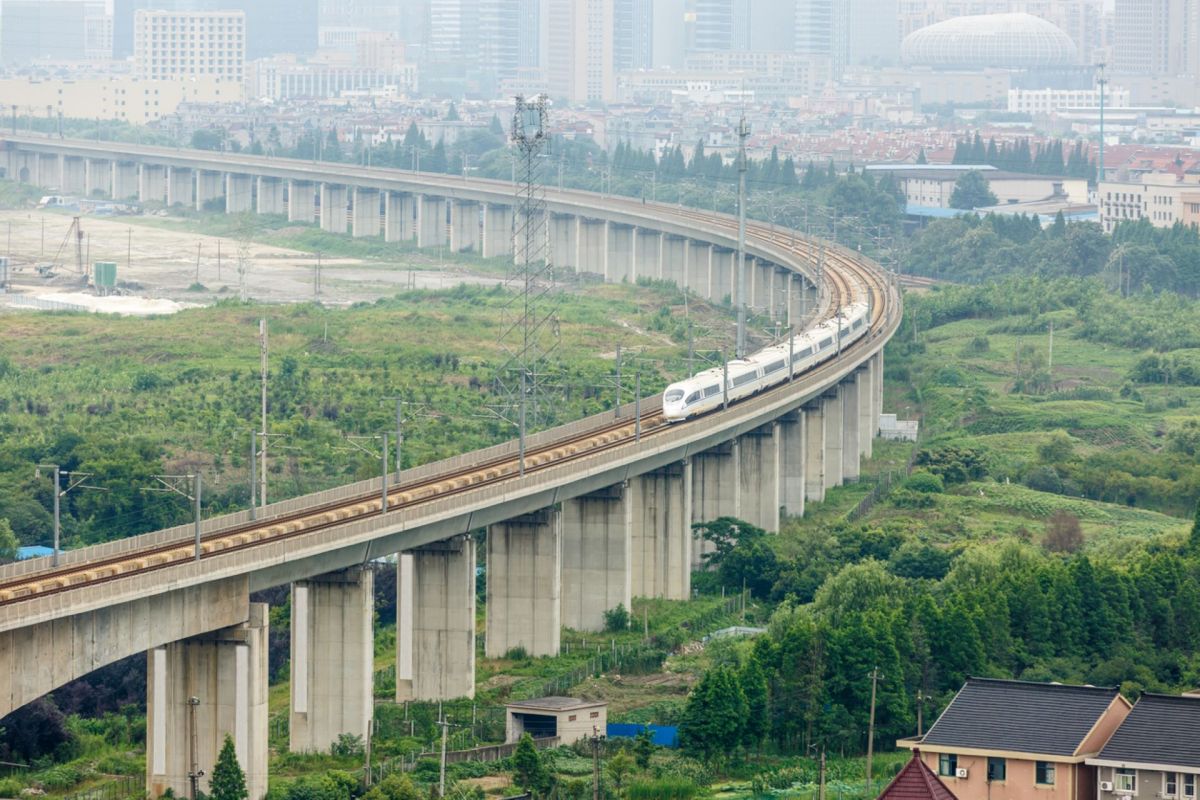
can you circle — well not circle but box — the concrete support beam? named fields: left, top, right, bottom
left=449, top=200, right=479, bottom=252
left=85, top=159, right=111, bottom=198
left=857, top=363, right=874, bottom=460
left=804, top=402, right=826, bottom=504
left=483, top=203, right=514, bottom=258
left=61, top=157, right=86, bottom=195
left=561, top=486, right=631, bottom=632
left=779, top=410, right=806, bottom=517
left=873, top=352, right=884, bottom=438
left=576, top=218, right=606, bottom=276
left=195, top=170, right=223, bottom=211
left=548, top=213, right=574, bottom=268
left=630, top=462, right=692, bottom=600
left=842, top=376, right=861, bottom=481
left=605, top=224, right=634, bottom=283
left=739, top=424, right=780, bottom=532
left=39, top=154, right=58, bottom=188
left=687, top=240, right=711, bottom=299
left=111, top=162, right=139, bottom=200
left=166, top=167, right=192, bottom=207
left=256, top=178, right=285, bottom=216
left=662, top=235, right=687, bottom=289
left=226, top=174, right=253, bottom=214
left=634, top=228, right=661, bottom=280
left=417, top=195, right=446, bottom=248
left=384, top=192, right=415, bottom=242
left=351, top=188, right=380, bottom=238
left=711, top=248, right=734, bottom=306
left=146, top=604, right=268, bottom=800
left=138, top=164, right=165, bottom=204
left=287, top=181, right=315, bottom=224
left=319, top=184, right=348, bottom=233
left=823, top=388, right=844, bottom=491
left=396, top=536, right=475, bottom=701
left=289, top=568, right=373, bottom=753
left=691, top=441, right=740, bottom=568
left=486, top=511, right=561, bottom=656
left=751, top=259, right=772, bottom=316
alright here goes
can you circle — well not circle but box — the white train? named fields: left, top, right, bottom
left=662, top=301, right=871, bottom=422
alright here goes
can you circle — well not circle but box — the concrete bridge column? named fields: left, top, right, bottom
left=39, top=154, right=59, bottom=188
left=823, top=388, right=844, bottom=491
left=482, top=203, right=513, bottom=258
left=842, top=375, right=861, bottom=481
left=289, top=568, right=373, bottom=753
left=256, top=178, right=285, bottom=215
left=691, top=441, right=740, bottom=568
left=351, top=188, right=380, bottom=238
left=486, top=511, right=560, bottom=657
left=778, top=410, right=806, bottom=518
left=385, top=192, right=415, bottom=242
left=449, top=200, right=479, bottom=252
left=739, top=423, right=781, bottom=532
left=417, top=195, right=446, bottom=248
left=711, top=248, right=734, bottom=306
left=319, top=184, right=348, bottom=233
left=226, top=174, right=253, bottom=214
left=873, top=352, right=884, bottom=437
left=634, top=228, right=660, bottom=280
left=138, top=164, right=166, bottom=204
left=195, top=170, right=223, bottom=211
left=804, top=401, right=826, bottom=504
left=396, top=536, right=475, bottom=701
left=60, top=157, right=86, bottom=195
left=112, top=162, right=138, bottom=199
left=752, top=259, right=773, bottom=317
left=606, top=223, right=634, bottom=283
left=662, top=235, right=687, bottom=289
left=85, top=159, right=111, bottom=198
left=561, top=485, right=631, bottom=632
left=547, top=212, right=574, bottom=268
left=166, top=167, right=192, bottom=207
left=857, top=363, right=874, bottom=460
left=687, top=240, right=711, bottom=299
left=287, top=181, right=315, bottom=223
left=576, top=218, right=607, bottom=276
left=630, top=461, right=691, bottom=600
left=772, top=268, right=791, bottom=324
left=146, top=604, right=268, bottom=800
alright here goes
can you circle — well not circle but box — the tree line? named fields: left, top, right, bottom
left=952, top=133, right=1095, bottom=180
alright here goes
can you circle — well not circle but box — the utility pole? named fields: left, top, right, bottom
left=590, top=727, right=605, bottom=800
left=36, top=465, right=106, bottom=566
left=736, top=115, right=750, bottom=358
left=314, top=252, right=322, bottom=299
left=381, top=432, right=389, bottom=513
left=195, top=241, right=201, bottom=283
left=259, top=319, right=268, bottom=509
left=144, top=474, right=202, bottom=561
left=634, top=367, right=642, bottom=441
left=1048, top=321, right=1054, bottom=379
left=438, top=714, right=449, bottom=799
left=867, top=667, right=881, bottom=796
left=217, top=240, right=222, bottom=281
left=916, top=689, right=928, bottom=737
left=1096, top=62, right=1107, bottom=187
left=187, top=696, right=202, bottom=800
left=614, top=344, right=622, bottom=418
left=249, top=429, right=257, bottom=520
left=818, top=748, right=827, bottom=800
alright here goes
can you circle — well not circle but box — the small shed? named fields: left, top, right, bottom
left=505, top=697, right=607, bottom=745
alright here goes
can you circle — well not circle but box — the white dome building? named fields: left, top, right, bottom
left=901, top=13, right=1079, bottom=69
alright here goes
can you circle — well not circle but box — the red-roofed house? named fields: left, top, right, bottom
left=879, top=750, right=960, bottom=800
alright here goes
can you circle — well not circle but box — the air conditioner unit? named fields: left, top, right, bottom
left=1100, top=783, right=1114, bottom=792
left=956, top=768, right=969, bottom=779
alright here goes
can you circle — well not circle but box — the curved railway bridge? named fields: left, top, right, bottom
left=0, top=137, right=901, bottom=798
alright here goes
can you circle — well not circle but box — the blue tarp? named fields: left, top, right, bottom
left=17, top=546, right=54, bottom=560
left=606, top=723, right=679, bottom=748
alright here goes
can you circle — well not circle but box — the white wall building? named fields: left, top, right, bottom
left=133, top=9, right=245, bottom=84
left=1099, top=172, right=1200, bottom=232
left=1007, top=87, right=1132, bottom=115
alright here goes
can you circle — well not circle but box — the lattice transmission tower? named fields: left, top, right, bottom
left=491, top=94, right=562, bottom=475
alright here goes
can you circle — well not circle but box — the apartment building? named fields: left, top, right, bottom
left=133, top=9, right=245, bottom=84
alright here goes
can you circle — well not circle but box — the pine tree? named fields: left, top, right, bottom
left=739, top=656, right=769, bottom=752
left=489, top=114, right=504, bottom=136
left=780, top=157, right=798, bottom=186
left=209, top=735, right=247, bottom=800
left=445, top=102, right=460, bottom=121
left=916, top=147, right=927, bottom=165
left=512, top=734, right=550, bottom=797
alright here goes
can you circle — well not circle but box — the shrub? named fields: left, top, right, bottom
left=1024, top=465, right=1064, bottom=494
left=329, top=733, right=363, bottom=758
left=603, top=603, right=630, bottom=632
left=1043, top=510, right=1084, bottom=553
left=503, top=646, right=529, bottom=661
left=904, top=471, right=944, bottom=494
left=891, top=489, right=936, bottom=509
left=0, top=778, right=22, bottom=798
left=625, top=777, right=699, bottom=800
left=888, top=542, right=952, bottom=580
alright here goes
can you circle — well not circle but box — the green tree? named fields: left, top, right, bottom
left=949, top=170, right=999, bottom=210
left=1189, top=497, right=1200, bottom=554
left=191, top=128, right=225, bottom=151
left=511, top=733, right=551, bottom=797
left=361, top=774, right=423, bottom=800
left=679, top=665, right=746, bottom=764
left=633, top=728, right=654, bottom=770
left=210, top=735, right=247, bottom=800
left=0, top=518, right=17, bottom=563
left=606, top=751, right=635, bottom=792
left=739, top=655, right=769, bottom=752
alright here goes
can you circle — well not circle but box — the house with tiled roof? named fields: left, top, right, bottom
left=901, top=678, right=1132, bottom=800
left=878, top=750, right=960, bottom=800
left=1086, top=693, right=1200, bottom=800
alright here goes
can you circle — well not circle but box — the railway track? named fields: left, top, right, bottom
left=0, top=209, right=892, bottom=607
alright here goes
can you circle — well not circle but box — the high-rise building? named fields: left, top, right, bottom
left=747, top=0, right=795, bottom=51
left=795, top=0, right=897, bottom=73
left=133, top=9, right=245, bottom=83
left=687, top=0, right=734, bottom=53
left=1114, top=0, right=1200, bottom=75
left=0, top=0, right=105, bottom=65
left=546, top=0, right=614, bottom=104
left=116, top=0, right=316, bottom=60
left=651, top=0, right=686, bottom=67
left=613, top=0, right=654, bottom=70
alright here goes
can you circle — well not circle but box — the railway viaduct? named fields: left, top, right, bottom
left=0, top=136, right=901, bottom=799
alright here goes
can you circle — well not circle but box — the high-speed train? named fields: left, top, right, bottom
left=662, top=301, right=871, bottom=421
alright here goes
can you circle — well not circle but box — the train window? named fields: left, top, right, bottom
left=703, top=384, right=721, bottom=397
left=665, top=389, right=684, bottom=402
left=853, top=318, right=863, bottom=329
left=733, top=372, right=757, bottom=387
left=792, top=347, right=812, bottom=361
left=819, top=337, right=833, bottom=348
left=765, top=359, right=786, bottom=373
left=685, top=392, right=700, bottom=405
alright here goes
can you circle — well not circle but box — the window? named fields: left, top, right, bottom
left=589, top=711, right=599, bottom=718
left=664, top=389, right=684, bottom=402
left=684, top=392, right=700, bottom=405
left=987, top=757, right=1007, bottom=782
left=568, top=714, right=577, bottom=722
left=939, top=753, right=958, bottom=777
left=1184, top=775, right=1195, bottom=799
left=765, top=359, right=786, bottom=374
left=1036, top=762, right=1056, bottom=786
left=1165, top=774, right=1177, bottom=798
left=702, top=384, right=721, bottom=398
left=1115, top=769, right=1136, bottom=793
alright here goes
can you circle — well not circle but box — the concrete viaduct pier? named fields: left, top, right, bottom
left=0, top=136, right=899, bottom=800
